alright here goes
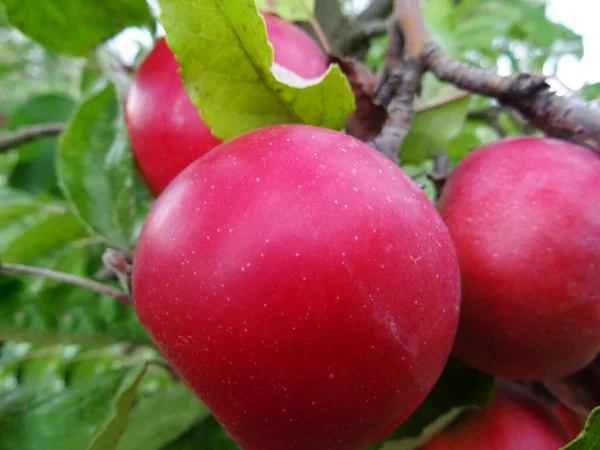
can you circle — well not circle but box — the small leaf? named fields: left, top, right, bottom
left=560, top=407, right=600, bottom=450
left=581, top=83, right=600, bottom=102
left=87, top=364, right=148, bottom=450
left=400, top=83, right=471, bottom=164
left=58, top=83, right=137, bottom=249
left=377, top=358, right=495, bottom=449
left=0, top=0, right=153, bottom=56
left=254, top=0, right=315, bottom=21
left=2, top=211, right=87, bottom=263
left=0, top=187, right=88, bottom=264
left=157, top=0, right=354, bottom=141
left=0, top=366, right=143, bottom=450
left=116, top=382, right=209, bottom=450
left=0, top=188, right=42, bottom=222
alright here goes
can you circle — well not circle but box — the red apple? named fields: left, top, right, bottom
left=125, top=13, right=329, bottom=195
left=439, top=136, right=600, bottom=379
left=132, top=125, right=461, bottom=450
left=420, top=384, right=568, bottom=449
left=552, top=403, right=586, bottom=441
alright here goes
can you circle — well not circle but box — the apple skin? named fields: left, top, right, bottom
left=125, top=13, right=329, bottom=196
left=420, top=384, right=568, bottom=450
left=132, top=125, right=461, bottom=450
left=438, top=136, right=600, bottom=379
left=551, top=403, right=586, bottom=441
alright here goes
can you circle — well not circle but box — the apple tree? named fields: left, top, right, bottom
left=0, top=0, right=598, bottom=449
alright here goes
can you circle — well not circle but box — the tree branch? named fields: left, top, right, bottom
left=0, top=123, right=66, bottom=152
left=422, top=43, right=600, bottom=150
left=308, top=0, right=392, bottom=58
left=0, top=263, right=132, bottom=305
left=367, top=0, right=429, bottom=164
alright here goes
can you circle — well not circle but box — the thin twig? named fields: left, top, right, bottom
left=309, top=16, right=331, bottom=53
left=0, top=263, right=132, bottom=305
left=0, top=123, right=66, bottom=152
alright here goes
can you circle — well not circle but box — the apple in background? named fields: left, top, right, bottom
left=132, top=125, right=461, bottom=450
left=438, top=137, right=600, bottom=379
left=125, top=13, right=330, bottom=196
left=420, top=384, right=568, bottom=450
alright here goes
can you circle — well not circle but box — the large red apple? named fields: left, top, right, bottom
left=132, top=125, right=461, bottom=450
left=125, top=13, right=329, bottom=195
left=420, top=384, right=568, bottom=449
left=439, top=136, right=600, bottom=379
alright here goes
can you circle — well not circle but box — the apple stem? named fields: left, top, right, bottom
left=0, top=262, right=132, bottom=305
left=309, top=17, right=331, bottom=54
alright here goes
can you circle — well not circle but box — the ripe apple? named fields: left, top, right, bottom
left=438, top=136, right=600, bottom=379
left=125, top=13, right=330, bottom=195
left=132, top=124, right=461, bottom=450
left=552, top=403, right=586, bottom=441
left=420, top=384, right=568, bottom=449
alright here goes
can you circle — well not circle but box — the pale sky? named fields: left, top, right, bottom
left=111, top=0, right=598, bottom=90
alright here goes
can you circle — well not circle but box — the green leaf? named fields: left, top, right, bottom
left=0, top=0, right=153, bottom=56
left=8, top=94, right=75, bottom=196
left=117, top=382, right=209, bottom=450
left=422, top=0, right=456, bottom=54
left=581, top=83, right=600, bottom=102
left=0, top=277, right=150, bottom=347
left=58, top=83, right=137, bottom=249
left=0, top=188, right=42, bottom=222
left=400, top=79, right=471, bottom=164
left=254, top=0, right=315, bottom=21
left=376, top=358, right=495, bottom=450
left=163, top=417, right=238, bottom=450
left=0, top=366, right=144, bottom=450
left=0, top=187, right=88, bottom=264
left=560, top=407, right=600, bottom=450
left=87, top=364, right=148, bottom=450
left=157, top=0, right=354, bottom=141
left=1, top=211, right=87, bottom=263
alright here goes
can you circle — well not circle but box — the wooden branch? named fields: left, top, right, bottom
left=0, top=123, right=66, bottom=152
left=423, top=42, right=600, bottom=150
left=367, top=0, right=429, bottom=164
left=361, top=0, right=600, bottom=160
left=317, top=0, right=393, bottom=57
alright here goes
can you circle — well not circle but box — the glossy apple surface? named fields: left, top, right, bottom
left=439, top=136, right=600, bottom=379
left=421, top=384, right=568, bottom=449
left=125, top=13, right=329, bottom=195
left=133, top=125, right=461, bottom=450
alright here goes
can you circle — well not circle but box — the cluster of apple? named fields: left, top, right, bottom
left=126, top=13, right=600, bottom=450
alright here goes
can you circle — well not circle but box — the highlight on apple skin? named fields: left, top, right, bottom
left=132, top=124, right=462, bottom=450
left=124, top=13, right=330, bottom=196
left=438, top=136, right=600, bottom=380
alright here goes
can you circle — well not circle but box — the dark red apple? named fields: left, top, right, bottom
left=125, top=13, right=329, bottom=195
left=132, top=125, right=461, bottom=450
left=439, top=136, right=600, bottom=379
left=420, top=384, right=568, bottom=449
left=552, top=403, right=586, bottom=441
